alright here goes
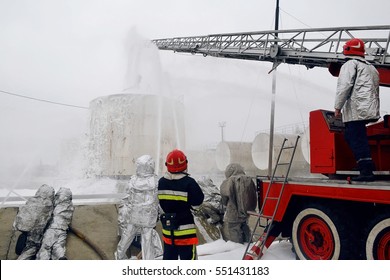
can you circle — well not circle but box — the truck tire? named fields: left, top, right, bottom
left=365, top=216, right=390, bottom=260
left=292, top=205, right=351, bottom=260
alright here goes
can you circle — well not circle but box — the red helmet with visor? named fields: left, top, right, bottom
left=165, top=149, right=188, bottom=173
left=343, top=38, right=365, bottom=57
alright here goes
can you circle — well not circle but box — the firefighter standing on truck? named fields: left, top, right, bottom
left=334, top=38, right=380, bottom=181
left=158, top=149, right=204, bottom=260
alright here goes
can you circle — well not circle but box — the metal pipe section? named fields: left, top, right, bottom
left=252, top=133, right=310, bottom=177
left=215, top=142, right=257, bottom=175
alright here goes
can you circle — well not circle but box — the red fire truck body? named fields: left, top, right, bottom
left=258, top=110, right=390, bottom=260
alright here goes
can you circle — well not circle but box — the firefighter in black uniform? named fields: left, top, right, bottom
left=158, top=149, right=204, bottom=260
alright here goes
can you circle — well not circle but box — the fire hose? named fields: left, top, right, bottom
left=69, top=225, right=109, bottom=260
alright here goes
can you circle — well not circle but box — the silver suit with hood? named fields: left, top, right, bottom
left=13, top=184, right=55, bottom=260
left=36, top=187, right=74, bottom=260
left=220, top=163, right=257, bottom=244
left=116, top=155, right=161, bottom=260
left=197, top=176, right=223, bottom=224
left=334, top=57, right=380, bottom=122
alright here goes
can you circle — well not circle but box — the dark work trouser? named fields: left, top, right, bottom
left=163, top=243, right=197, bottom=260
left=344, top=120, right=372, bottom=162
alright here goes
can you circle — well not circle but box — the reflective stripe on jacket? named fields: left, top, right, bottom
left=158, top=174, right=204, bottom=245
left=161, top=224, right=198, bottom=245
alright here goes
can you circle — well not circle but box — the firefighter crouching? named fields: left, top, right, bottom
left=158, top=149, right=204, bottom=260
left=13, top=184, right=55, bottom=260
left=36, top=187, right=74, bottom=260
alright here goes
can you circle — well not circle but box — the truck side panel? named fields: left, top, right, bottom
left=261, top=180, right=390, bottom=222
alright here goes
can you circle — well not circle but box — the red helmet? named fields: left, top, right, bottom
left=343, top=38, right=365, bottom=57
left=165, top=149, right=188, bottom=173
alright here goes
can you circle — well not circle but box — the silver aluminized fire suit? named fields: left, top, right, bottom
left=36, top=187, right=74, bottom=260
left=13, top=184, right=55, bottom=260
left=220, top=163, right=257, bottom=244
left=334, top=56, right=380, bottom=180
left=197, top=176, right=223, bottom=224
left=115, top=155, right=161, bottom=260
left=334, top=56, right=380, bottom=123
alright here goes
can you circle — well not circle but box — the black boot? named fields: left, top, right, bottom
left=352, top=160, right=375, bottom=182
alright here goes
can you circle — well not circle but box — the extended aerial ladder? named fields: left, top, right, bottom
left=152, top=25, right=390, bottom=86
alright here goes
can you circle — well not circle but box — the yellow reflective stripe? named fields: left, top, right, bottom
left=162, top=228, right=197, bottom=236
left=158, top=194, right=188, bottom=202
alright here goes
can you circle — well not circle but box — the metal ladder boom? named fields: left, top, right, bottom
left=152, top=25, right=390, bottom=87
left=243, top=136, right=300, bottom=260
left=152, top=26, right=390, bottom=68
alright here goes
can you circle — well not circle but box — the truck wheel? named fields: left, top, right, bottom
left=292, top=206, right=350, bottom=260
left=365, top=217, right=390, bottom=260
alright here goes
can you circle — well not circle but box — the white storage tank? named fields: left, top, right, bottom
left=251, top=133, right=309, bottom=177
left=87, top=93, right=185, bottom=177
left=215, top=141, right=257, bottom=175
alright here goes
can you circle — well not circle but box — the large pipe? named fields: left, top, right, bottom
left=251, top=133, right=309, bottom=177
left=215, top=141, right=257, bottom=174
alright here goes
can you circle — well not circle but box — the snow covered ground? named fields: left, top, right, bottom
left=198, top=239, right=296, bottom=260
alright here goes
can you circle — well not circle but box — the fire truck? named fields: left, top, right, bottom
left=249, top=109, right=390, bottom=260
left=152, top=25, right=390, bottom=259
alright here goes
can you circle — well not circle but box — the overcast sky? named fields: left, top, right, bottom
left=0, top=0, right=389, bottom=178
